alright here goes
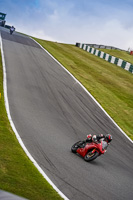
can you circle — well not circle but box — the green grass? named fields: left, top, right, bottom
left=98, top=48, right=133, bottom=64
left=33, top=38, right=133, bottom=140
left=0, top=51, right=63, bottom=200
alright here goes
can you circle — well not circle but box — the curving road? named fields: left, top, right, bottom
left=0, top=27, right=133, bottom=200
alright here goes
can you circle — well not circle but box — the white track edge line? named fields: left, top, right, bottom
left=31, top=37, right=133, bottom=144
left=0, top=33, right=69, bottom=200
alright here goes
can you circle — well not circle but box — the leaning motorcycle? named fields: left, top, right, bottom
left=71, top=139, right=110, bottom=162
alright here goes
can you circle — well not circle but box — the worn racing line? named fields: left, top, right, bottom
left=0, top=27, right=133, bottom=200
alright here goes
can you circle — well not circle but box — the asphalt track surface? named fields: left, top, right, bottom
left=0, top=27, right=133, bottom=200
left=0, top=190, right=27, bottom=200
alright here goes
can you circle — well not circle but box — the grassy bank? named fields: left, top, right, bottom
left=98, top=48, right=133, bottom=64
left=33, top=38, right=133, bottom=140
left=0, top=51, right=63, bottom=200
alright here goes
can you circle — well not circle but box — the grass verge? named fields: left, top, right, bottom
left=98, top=49, right=133, bottom=64
left=33, top=38, right=133, bottom=140
left=0, top=50, right=63, bottom=200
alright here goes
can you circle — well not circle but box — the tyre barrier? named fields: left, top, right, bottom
left=76, top=43, right=133, bottom=74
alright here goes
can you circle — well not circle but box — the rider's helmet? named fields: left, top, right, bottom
left=105, top=134, right=112, bottom=143
left=92, top=135, right=97, bottom=143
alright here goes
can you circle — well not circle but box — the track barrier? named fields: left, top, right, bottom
left=76, top=43, right=133, bottom=74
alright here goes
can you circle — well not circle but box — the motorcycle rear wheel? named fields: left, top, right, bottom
left=71, top=141, right=82, bottom=153
left=84, top=150, right=99, bottom=162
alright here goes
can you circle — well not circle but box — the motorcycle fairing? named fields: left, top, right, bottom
left=76, top=141, right=106, bottom=157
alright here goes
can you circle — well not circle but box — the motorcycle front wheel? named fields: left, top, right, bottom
left=71, top=141, right=82, bottom=153
left=84, top=150, right=99, bottom=162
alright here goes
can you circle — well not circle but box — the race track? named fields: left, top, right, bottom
left=0, top=27, right=133, bottom=200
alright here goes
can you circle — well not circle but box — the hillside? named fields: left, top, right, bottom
left=0, top=33, right=132, bottom=200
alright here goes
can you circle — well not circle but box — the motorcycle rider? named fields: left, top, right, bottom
left=80, top=133, right=112, bottom=145
left=92, top=134, right=112, bottom=144
left=10, top=26, right=15, bottom=35
left=86, top=133, right=104, bottom=143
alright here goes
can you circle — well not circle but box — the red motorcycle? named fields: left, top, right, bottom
left=71, top=139, right=109, bottom=162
